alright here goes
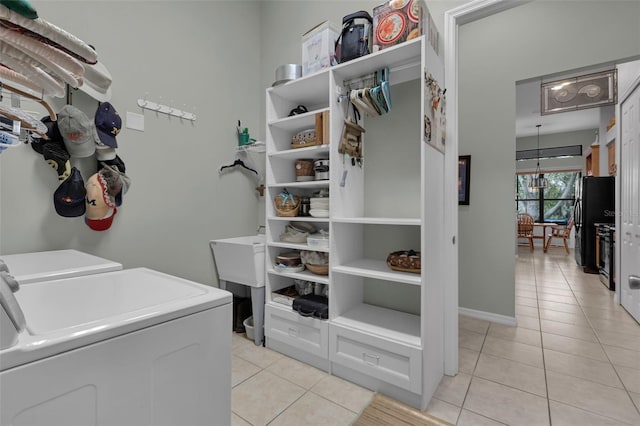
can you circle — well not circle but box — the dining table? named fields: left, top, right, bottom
left=533, top=223, right=558, bottom=252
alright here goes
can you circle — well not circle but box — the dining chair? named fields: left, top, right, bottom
left=517, top=212, right=535, bottom=251
left=544, top=217, right=574, bottom=254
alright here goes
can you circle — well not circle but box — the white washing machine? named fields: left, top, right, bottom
left=0, top=268, right=232, bottom=426
left=0, top=249, right=122, bottom=283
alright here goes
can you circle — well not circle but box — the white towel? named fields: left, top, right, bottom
left=0, top=4, right=97, bottom=64
left=0, top=27, right=83, bottom=87
left=0, top=63, right=45, bottom=95
left=0, top=42, right=65, bottom=96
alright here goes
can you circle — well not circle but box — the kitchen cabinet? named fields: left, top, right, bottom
left=585, top=144, right=600, bottom=176
left=264, top=34, right=447, bottom=410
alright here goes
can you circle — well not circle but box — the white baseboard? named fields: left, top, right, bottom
left=459, top=307, right=517, bottom=326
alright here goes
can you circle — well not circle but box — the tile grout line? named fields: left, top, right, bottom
left=455, top=322, right=490, bottom=425
left=532, top=251, right=553, bottom=426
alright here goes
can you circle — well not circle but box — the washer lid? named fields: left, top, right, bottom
left=0, top=250, right=122, bottom=284
left=1, top=268, right=231, bottom=371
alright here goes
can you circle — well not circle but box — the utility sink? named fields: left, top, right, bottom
left=210, top=235, right=265, bottom=288
left=210, top=235, right=266, bottom=346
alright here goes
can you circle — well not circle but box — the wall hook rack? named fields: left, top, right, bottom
left=137, top=97, right=197, bottom=121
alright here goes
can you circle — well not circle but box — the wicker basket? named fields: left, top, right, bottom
left=275, top=192, right=300, bottom=217
left=291, top=128, right=320, bottom=149
left=295, top=159, right=315, bottom=181
left=386, top=250, right=421, bottom=274
left=305, top=263, right=329, bottom=275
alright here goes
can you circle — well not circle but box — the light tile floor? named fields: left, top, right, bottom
left=231, top=248, right=640, bottom=425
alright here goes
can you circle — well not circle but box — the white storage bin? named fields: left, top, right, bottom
left=302, top=21, right=340, bottom=76
left=243, top=316, right=255, bottom=341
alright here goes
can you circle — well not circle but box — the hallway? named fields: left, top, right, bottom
left=431, top=247, right=640, bottom=424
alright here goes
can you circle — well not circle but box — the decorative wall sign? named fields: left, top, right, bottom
left=541, top=69, right=617, bottom=115
left=423, top=70, right=446, bottom=153
left=458, top=155, right=471, bottom=205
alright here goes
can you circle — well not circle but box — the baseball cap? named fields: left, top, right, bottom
left=41, top=115, right=63, bottom=142
left=97, top=149, right=126, bottom=174
left=100, top=162, right=131, bottom=206
left=43, top=142, right=71, bottom=181
left=94, top=102, right=121, bottom=148
left=85, top=207, right=117, bottom=231
left=85, top=171, right=116, bottom=231
left=57, top=105, right=98, bottom=158
left=32, top=115, right=65, bottom=156
left=53, top=167, right=86, bottom=217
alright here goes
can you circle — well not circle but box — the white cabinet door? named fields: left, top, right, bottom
left=620, top=81, right=640, bottom=322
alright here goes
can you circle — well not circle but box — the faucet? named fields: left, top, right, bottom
left=256, top=225, right=266, bottom=235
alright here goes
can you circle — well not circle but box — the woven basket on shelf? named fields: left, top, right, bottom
left=274, top=192, right=300, bottom=217
left=291, top=128, right=320, bottom=149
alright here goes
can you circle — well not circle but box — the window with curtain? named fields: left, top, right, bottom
left=516, top=171, right=579, bottom=223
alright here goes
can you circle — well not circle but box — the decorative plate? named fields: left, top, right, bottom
left=377, top=12, right=405, bottom=44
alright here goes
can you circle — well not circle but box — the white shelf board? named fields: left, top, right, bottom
left=267, top=267, right=330, bottom=284
left=332, top=259, right=421, bottom=286
left=270, top=241, right=329, bottom=253
left=269, top=144, right=330, bottom=159
left=237, top=141, right=266, bottom=153
left=267, top=69, right=330, bottom=103
left=268, top=181, right=330, bottom=189
left=266, top=301, right=330, bottom=324
left=267, top=216, right=329, bottom=223
left=332, top=303, right=421, bottom=347
left=268, top=107, right=330, bottom=131
left=332, top=37, right=422, bottom=85
left=332, top=217, right=421, bottom=226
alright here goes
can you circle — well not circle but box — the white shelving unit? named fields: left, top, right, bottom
left=264, top=34, right=447, bottom=410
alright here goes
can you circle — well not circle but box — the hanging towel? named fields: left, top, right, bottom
left=0, top=4, right=97, bottom=64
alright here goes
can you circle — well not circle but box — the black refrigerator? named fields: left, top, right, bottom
left=574, top=176, right=615, bottom=273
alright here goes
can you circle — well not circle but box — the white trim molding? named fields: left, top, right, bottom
left=443, top=0, right=532, bottom=376
left=459, top=307, right=518, bottom=327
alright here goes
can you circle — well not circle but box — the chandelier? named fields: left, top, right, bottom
left=528, top=124, right=547, bottom=190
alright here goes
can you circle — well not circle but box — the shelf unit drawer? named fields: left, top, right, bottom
left=330, top=324, right=422, bottom=393
left=265, top=304, right=328, bottom=358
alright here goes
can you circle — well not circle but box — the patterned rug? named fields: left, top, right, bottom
left=353, top=393, right=453, bottom=426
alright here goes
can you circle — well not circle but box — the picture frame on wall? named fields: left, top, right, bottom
left=458, top=155, right=471, bottom=205
left=541, top=69, right=617, bottom=115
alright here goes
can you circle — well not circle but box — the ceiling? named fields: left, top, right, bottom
left=515, top=79, right=602, bottom=138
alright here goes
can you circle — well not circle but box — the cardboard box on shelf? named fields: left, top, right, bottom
left=373, top=0, right=438, bottom=54
left=302, top=21, right=340, bottom=76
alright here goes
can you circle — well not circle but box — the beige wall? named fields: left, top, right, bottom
left=458, top=0, right=640, bottom=316
left=0, top=1, right=264, bottom=286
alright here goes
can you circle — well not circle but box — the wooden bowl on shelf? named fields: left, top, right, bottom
left=305, top=263, right=329, bottom=275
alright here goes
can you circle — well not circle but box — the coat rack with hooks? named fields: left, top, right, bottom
left=137, top=96, right=197, bottom=121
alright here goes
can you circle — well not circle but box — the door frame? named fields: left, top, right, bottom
left=443, top=0, right=532, bottom=375
left=615, top=72, right=640, bottom=306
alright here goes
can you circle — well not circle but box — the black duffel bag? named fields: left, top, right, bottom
left=292, top=294, right=329, bottom=320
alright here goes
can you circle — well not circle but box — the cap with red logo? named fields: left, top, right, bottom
left=53, top=167, right=86, bottom=217
left=57, top=105, right=99, bottom=158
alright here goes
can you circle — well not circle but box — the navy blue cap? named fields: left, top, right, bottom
left=53, top=167, right=86, bottom=217
left=94, top=102, right=121, bottom=148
